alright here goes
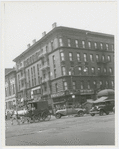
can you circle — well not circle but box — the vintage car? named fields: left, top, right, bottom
left=90, top=98, right=114, bottom=116
left=55, top=103, right=86, bottom=119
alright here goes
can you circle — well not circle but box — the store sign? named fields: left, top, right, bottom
left=51, top=91, right=65, bottom=98
left=80, top=89, right=94, bottom=95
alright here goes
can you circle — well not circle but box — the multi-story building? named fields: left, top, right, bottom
left=13, top=23, right=114, bottom=107
left=5, top=68, right=17, bottom=110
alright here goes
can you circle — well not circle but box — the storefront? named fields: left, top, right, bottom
left=51, top=89, right=95, bottom=106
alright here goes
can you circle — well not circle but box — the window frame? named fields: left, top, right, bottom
left=68, top=39, right=71, bottom=47
left=69, top=52, right=73, bottom=61
left=75, top=40, right=79, bottom=48
left=82, top=40, right=85, bottom=48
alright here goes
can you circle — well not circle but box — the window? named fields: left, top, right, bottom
left=109, top=68, right=112, bottom=74
left=81, top=81, right=84, bottom=89
left=51, top=41, right=54, bottom=51
left=84, top=54, right=87, bottom=62
left=31, top=68, right=33, bottom=77
left=69, top=52, right=73, bottom=61
left=96, top=54, right=99, bottom=62
left=106, top=44, right=109, bottom=50
left=87, top=81, right=90, bottom=89
left=107, top=55, right=111, bottom=62
left=62, top=67, right=66, bottom=75
left=91, top=67, right=95, bottom=74
left=98, top=67, right=101, bottom=73
left=34, top=78, right=36, bottom=86
left=29, top=81, right=31, bottom=88
left=54, top=69, right=56, bottom=78
left=106, top=81, right=108, bottom=88
left=38, top=76, right=40, bottom=84
left=37, top=64, right=39, bottom=75
left=30, top=57, right=32, bottom=64
left=46, top=46, right=48, bottom=53
left=33, top=66, right=36, bottom=77
left=63, top=82, right=68, bottom=90
left=27, top=58, right=30, bottom=65
left=77, top=53, right=81, bottom=62
left=100, top=81, right=103, bottom=85
left=82, top=41, right=85, bottom=48
left=104, top=68, right=107, bottom=74
left=85, top=67, right=88, bottom=74
left=93, top=81, right=97, bottom=87
left=13, top=84, right=15, bottom=94
left=75, top=40, right=79, bottom=48
left=94, top=42, right=97, bottom=49
left=78, top=67, right=82, bottom=75
left=102, top=55, right=105, bottom=62
left=69, top=70, right=71, bottom=75
left=73, top=81, right=76, bottom=90
left=100, top=43, right=103, bottom=50
left=5, top=88, right=7, bottom=97
left=21, top=80, right=24, bottom=87
left=60, top=52, right=65, bottom=61
left=32, top=79, right=34, bottom=87
left=52, top=55, right=56, bottom=67
left=36, top=52, right=38, bottom=61
left=59, top=38, right=63, bottom=46
left=111, top=81, right=114, bottom=88
left=88, top=41, right=91, bottom=49
left=55, top=83, right=58, bottom=92
left=112, top=44, right=114, bottom=51
left=90, top=54, right=93, bottom=62
left=32, top=55, right=35, bottom=62
left=68, top=39, right=71, bottom=47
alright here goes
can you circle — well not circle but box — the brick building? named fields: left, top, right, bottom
left=13, top=24, right=114, bottom=107
left=5, top=68, right=17, bottom=110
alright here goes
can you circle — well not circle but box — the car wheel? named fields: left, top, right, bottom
left=99, top=110, right=104, bottom=116
left=55, top=113, right=61, bottom=119
left=91, top=113, right=95, bottom=116
left=78, top=111, right=84, bottom=117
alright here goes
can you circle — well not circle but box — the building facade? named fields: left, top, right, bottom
left=5, top=68, right=17, bottom=110
left=13, top=24, right=114, bottom=107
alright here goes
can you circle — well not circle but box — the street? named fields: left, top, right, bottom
left=5, top=114, right=115, bottom=146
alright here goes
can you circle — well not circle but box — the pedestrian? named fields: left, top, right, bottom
left=11, top=109, right=20, bottom=125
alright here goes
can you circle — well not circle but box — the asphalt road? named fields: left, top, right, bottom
left=5, top=113, right=115, bottom=146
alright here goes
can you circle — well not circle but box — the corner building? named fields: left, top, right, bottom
left=13, top=25, right=114, bottom=106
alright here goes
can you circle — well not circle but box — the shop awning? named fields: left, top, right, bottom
left=86, top=99, right=95, bottom=104
left=94, top=96, right=108, bottom=103
left=97, top=89, right=114, bottom=97
left=53, top=101, right=66, bottom=105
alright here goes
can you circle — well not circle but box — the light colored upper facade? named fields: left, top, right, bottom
left=5, top=68, right=17, bottom=109
left=13, top=23, right=114, bottom=105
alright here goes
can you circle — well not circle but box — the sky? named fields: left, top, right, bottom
left=2, top=1, right=117, bottom=68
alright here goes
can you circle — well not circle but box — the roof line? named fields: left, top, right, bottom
left=13, top=26, right=114, bottom=62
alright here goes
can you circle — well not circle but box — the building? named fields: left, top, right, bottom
left=13, top=23, right=114, bottom=107
left=5, top=68, right=17, bottom=110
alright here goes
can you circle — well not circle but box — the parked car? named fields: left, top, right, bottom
left=90, top=99, right=114, bottom=116
left=55, top=103, right=86, bottom=119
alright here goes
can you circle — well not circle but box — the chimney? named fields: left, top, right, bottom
left=52, top=22, right=57, bottom=29
left=32, top=39, right=36, bottom=44
left=42, top=31, right=46, bottom=37
left=27, top=44, right=30, bottom=48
